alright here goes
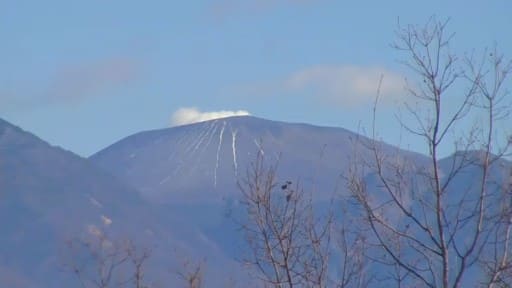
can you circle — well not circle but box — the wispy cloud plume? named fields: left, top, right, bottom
left=48, top=58, right=140, bottom=102
left=171, top=107, right=251, bottom=126
left=0, top=57, right=141, bottom=112
left=284, top=65, right=407, bottom=105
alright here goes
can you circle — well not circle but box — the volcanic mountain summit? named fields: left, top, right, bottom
left=90, top=116, right=417, bottom=203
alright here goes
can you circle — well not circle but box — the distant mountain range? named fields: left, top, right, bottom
left=0, top=118, right=159, bottom=287
left=1, top=116, right=510, bottom=287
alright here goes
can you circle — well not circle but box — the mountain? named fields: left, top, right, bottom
left=91, top=116, right=427, bottom=204
left=4, top=115, right=510, bottom=287
left=0, top=118, right=165, bottom=287
left=0, top=117, right=255, bottom=287
left=90, top=115, right=512, bottom=286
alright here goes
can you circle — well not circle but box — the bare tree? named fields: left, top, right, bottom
left=64, top=227, right=151, bottom=288
left=238, top=150, right=369, bottom=287
left=175, top=258, right=204, bottom=288
left=348, top=17, right=512, bottom=288
left=127, top=244, right=152, bottom=288
left=237, top=151, right=330, bottom=287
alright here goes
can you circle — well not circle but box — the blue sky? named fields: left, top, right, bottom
left=1, top=0, right=511, bottom=157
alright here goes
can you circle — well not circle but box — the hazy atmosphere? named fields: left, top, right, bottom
left=2, top=1, right=512, bottom=287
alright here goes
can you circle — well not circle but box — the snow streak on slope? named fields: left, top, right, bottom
left=190, top=120, right=220, bottom=171
left=254, top=139, right=264, bottom=155
left=159, top=174, right=172, bottom=185
left=200, top=120, right=219, bottom=156
left=231, top=127, right=239, bottom=177
left=167, top=122, right=196, bottom=166
left=88, top=195, right=103, bottom=208
left=168, top=127, right=189, bottom=160
left=185, top=121, right=210, bottom=156
left=166, top=121, right=217, bottom=178
left=214, top=121, right=226, bottom=187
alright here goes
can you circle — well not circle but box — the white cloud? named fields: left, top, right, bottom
left=284, top=65, right=407, bottom=105
left=171, top=107, right=251, bottom=126
left=48, top=58, right=140, bottom=102
left=0, top=57, right=141, bottom=113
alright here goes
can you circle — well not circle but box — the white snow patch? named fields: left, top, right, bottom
left=253, top=139, right=265, bottom=155
left=101, top=215, right=112, bottom=226
left=89, top=196, right=103, bottom=208
left=214, top=121, right=226, bottom=187
left=231, top=128, right=239, bottom=176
